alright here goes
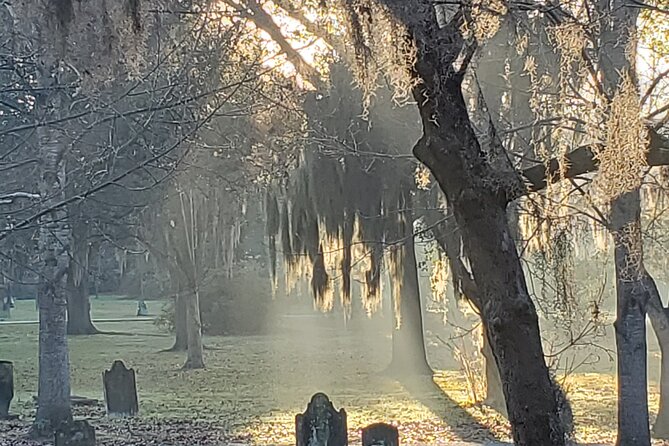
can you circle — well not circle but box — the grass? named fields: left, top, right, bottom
left=1, top=298, right=668, bottom=445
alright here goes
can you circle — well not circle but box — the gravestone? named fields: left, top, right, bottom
left=136, top=300, right=149, bottom=317
left=295, top=392, right=347, bottom=446
left=362, top=423, right=399, bottom=446
left=0, top=300, right=9, bottom=320
left=102, top=360, right=138, bottom=416
left=0, top=292, right=10, bottom=320
left=0, top=361, right=14, bottom=419
left=54, top=420, right=96, bottom=446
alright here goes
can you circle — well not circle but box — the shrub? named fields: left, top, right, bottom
left=157, top=263, right=273, bottom=336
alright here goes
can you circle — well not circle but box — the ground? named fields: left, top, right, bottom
left=0, top=296, right=667, bottom=445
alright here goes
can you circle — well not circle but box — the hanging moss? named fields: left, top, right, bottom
left=280, top=199, right=292, bottom=261
left=311, top=243, right=331, bottom=310
left=276, top=62, right=422, bottom=318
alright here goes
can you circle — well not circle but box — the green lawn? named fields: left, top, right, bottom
left=1, top=297, right=668, bottom=445
left=5, top=296, right=144, bottom=321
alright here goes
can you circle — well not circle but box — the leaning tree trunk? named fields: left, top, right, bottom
left=383, top=5, right=565, bottom=442
left=33, top=85, right=72, bottom=435
left=644, top=275, right=669, bottom=438
left=387, top=223, right=433, bottom=377
left=416, top=118, right=563, bottom=444
left=431, top=202, right=509, bottom=415
left=183, top=289, right=204, bottom=369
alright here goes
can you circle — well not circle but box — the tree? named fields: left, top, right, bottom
left=328, top=3, right=565, bottom=443
left=3, top=0, right=282, bottom=431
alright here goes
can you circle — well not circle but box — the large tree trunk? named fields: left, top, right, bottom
left=376, top=5, right=564, bottom=442
left=644, top=275, right=669, bottom=438
left=387, top=228, right=433, bottom=377
left=416, top=107, right=562, bottom=444
left=66, top=272, right=97, bottom=335
left=611, top=191, right=650, bottom=446
left=66, top=228, right=97, bottom=335
left=183, top=289, right=204, bottom=369
left=595, top=2, right=649, bottom=444
left=426, top=169, right=558, bottom=443
left=33, top=84, right=72, bottom=435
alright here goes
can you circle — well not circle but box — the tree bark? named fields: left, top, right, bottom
left=66, top=229, right=97, bottom=335
left=595, top=2, right=650, bottom=444
left=367, top=4, right=564, bottom=442
left=171, top=291, right=188, bottom=351
left=611, top=191, right=650, bottom=446
left=414, top=86, right=562, bottom=445
left=387, top=227, right=433, bottom=377
left=33, top=77, right=72, bottom=435
left=183, top=289, right=204, bottom=369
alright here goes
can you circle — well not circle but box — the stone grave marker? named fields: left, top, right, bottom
left=362, top=423, right=399, bottom=446
left=54, top=420, right=96, bottom=446
left=296, top=392, right=347, bottom=446
left=137, top=300, right=149, bottom=316
left=0, top=292, right=10, bottom=320
left=103, top=360, right=138, bottom=416
left=0, top=360, right=15, bottom=419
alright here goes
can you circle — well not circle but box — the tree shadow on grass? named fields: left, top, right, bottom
left=397, top=373, right=510, bottom=444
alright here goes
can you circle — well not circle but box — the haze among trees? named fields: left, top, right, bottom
left=1, top=1, right=669, bottom=446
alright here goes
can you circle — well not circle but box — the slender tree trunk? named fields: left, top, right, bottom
left=611, top=191, right=650, bottom=446
left=164, top=264, right=188, bottom=352
left=656, top=346, right=669, bottom=439
left=183, top=289, right=204, bottom=369
left=387, top=230, right=433, bottom=377
left=644, top=275, right=669, bottom=438
left=33, top=82, right=72, bottom=435
left=171, top=291, right=188, bottom=351
left=481, top=324, right=506, bottom=414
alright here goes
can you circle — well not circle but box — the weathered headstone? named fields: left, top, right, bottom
left=0, top=300, right=9, bottom=320
left=136, top=300, right=149, bottom=316
left=54, top=420, right=96, bottom=446
left=361, top=423, right=399, bottom=446
left=0, top=291, right=10, bottom=320
left=295, top=392, right=347, bottom=446
left=0, top=360, right=14, bottom=419
left=102, top=360, right=138, bottom=416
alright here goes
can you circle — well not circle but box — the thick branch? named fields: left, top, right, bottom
left=520, top=129, right=669, bottom=197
